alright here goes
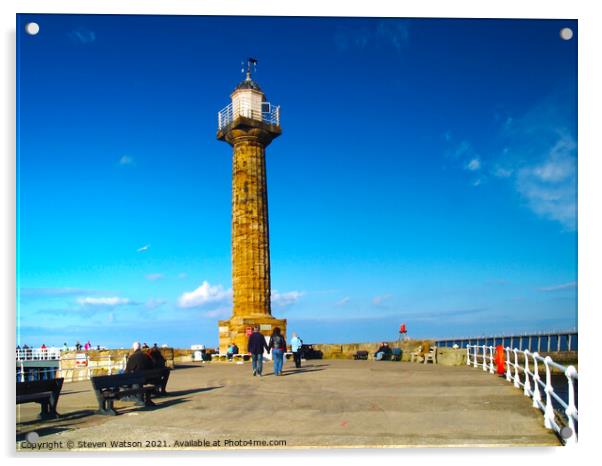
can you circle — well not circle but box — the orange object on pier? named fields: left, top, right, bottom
left=495, top=345, right=505, bottom=374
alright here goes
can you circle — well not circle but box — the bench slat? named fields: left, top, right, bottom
left=17, top=392, right=52, bottom=403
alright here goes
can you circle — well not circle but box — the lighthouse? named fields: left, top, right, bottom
left=216, top=59, right=286, bottom=353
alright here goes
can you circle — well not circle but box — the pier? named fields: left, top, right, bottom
left=17, top=359, right=563, bottom=449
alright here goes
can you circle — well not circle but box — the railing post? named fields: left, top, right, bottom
left=523, top=350, right=531, bottom=396
left=488, top=346, right=495, bottom=374
left=564, top=366, right=578, bottom=445
left=20, top=361, right=25, bottom=382
left=531, top=352, right=542, bottom=408
left=482, top=345, right=487, bottom=371
left=505, top=347, right=512, bottom=382
left=466, top=345, right=471, bottom=366
left=108, top=355, right=112, bottom=375
left=513, top=349, right=520, bottom=388
left=473, top=345, right=478, bottom=368
left=86, top=355, right=91, bottom=380
left=543, top=356, right=555, bottom=429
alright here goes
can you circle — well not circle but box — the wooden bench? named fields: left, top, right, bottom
left=141, top=367, right=171, bottom=396
left=17, top=378, right=64, bottom=420
left=90, top=372, right=156, bottom=416
left=354, top=350, right=369, bottom=360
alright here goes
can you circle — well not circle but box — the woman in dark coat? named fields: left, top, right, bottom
left=268, top=327, right=287, bottom=376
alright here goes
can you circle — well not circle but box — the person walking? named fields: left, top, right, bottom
left=290, top=332, right=303, bottom=369
left=268, top=327, right=287, bottom=376
left=247, top=326, right=269, bottom=376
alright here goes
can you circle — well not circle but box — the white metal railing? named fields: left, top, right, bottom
left=16, top=347, right=62, bottom=361
left=218, top=102, right=280, bottom=130
left=466, top=344, right=578, bottom=445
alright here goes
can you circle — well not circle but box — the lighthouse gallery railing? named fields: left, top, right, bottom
left=218, top=102, right=280, bottom=130
left=466, top=344, right=578, bottom=445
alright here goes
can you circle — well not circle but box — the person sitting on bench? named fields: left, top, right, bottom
left=374, top=342, right=392, bottom=360
left=125, top=342, right=154, bottom=372
left=148, top=343, right=166, bottom=368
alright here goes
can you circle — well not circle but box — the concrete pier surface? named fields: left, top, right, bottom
left=16, top=360, right=560, bottom=450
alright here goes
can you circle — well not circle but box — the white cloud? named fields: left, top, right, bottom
left=118, top=155, right=134, bottom=166
left=466, top=158, right=481, bottom=171
left=271, top=290, right=304, bottom=307
left=77, top=296, right=131, bottom=307
left=447, top=92, right=577, bottom=230
left=178, top=281, right=232, bottom=309
left=492, top=165, right=513, bottom=178
left=145, top=299, right=166, bottom=309
left=539, top=281, right=577, bottom=292
left=336, top=296, right=351, bottom=306
left=145, top=273, right=164, bottom=281
left=375, top=21, right=410, bottom=51
left=137, top=244, right=150, bottom=253
left=68, top=27, right=96, bottom=44
left=334, top=20, right=409, bottom=54
left=515, top=133, right=576, bottom=229
left=372, top=294, right=392, bottom=306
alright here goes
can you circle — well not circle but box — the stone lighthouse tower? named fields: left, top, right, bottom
left=216, top=59, right=286, bottom=354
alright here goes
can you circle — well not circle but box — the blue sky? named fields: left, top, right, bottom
left=16, top=15, right=577, bottom=348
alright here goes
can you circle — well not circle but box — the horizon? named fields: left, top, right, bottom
left=17, top=15, right=577, bottom=348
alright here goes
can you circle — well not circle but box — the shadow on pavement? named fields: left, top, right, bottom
left=16, top=426, right=72, bottom=442
left=164, top=386, right=223, bottom=397
left=280, top=367, right=327, bottom=376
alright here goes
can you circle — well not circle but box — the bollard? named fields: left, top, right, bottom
left=495, top=345, right=505, bottom=375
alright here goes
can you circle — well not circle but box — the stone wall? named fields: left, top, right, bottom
left=309, top=340, right=469, bottom=366
left=58, top=348, right=177, bottom=381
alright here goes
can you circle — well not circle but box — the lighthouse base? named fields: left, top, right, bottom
left=218, top=315, right=287, bottom=354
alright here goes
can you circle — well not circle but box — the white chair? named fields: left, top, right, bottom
left=424, top=346, right=437, bottom=364
left=410, top=346, right=422, bottom=363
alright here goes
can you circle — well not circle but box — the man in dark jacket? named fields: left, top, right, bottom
left=247, top=327, right=269, bottom=377
left=125, top=342, right=155, bottom=372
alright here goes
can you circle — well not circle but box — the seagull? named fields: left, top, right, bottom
left=137, top=244, right=150, bottom=253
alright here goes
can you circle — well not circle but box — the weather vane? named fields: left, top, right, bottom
left=241, top=57, right=258, bottom=80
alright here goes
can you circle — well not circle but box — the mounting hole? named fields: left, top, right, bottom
left=559, top=426, right=573, bottom=439
left=25, top=431, right=39, bottom=443
left=560, top=27, right=573, bottom=41
left=25, top=22, right=40, bottom=36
